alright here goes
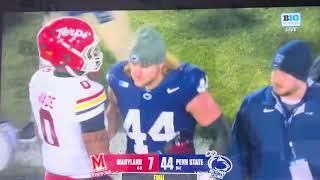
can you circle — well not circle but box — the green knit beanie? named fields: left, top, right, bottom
left=129, top=26, right=166, bottom=65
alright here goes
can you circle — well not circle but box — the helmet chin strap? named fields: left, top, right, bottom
left=65, top=65, right=85, bottom=77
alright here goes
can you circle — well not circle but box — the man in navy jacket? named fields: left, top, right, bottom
left=226, top=40, right=320, bottom=179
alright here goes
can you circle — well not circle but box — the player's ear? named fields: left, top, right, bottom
left=160, top=61, right=167, bottom=75
left=160, top=62, right=165, bottom=69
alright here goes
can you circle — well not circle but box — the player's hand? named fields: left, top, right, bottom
left=162, top=129, right=195, bottom=154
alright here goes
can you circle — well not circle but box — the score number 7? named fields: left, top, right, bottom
left=148, top=156, right=154, bottom=170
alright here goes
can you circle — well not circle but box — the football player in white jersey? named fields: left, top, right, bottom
left=29, top=17, right=110, bottom=180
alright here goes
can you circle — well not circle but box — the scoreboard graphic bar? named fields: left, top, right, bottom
left=103, top=154, right=160, bottom=173
left=91, top=151, right=232, bottom=179
left=97, top=154, right=210, bottom=173
left=159, top=154, right=209, bottom=172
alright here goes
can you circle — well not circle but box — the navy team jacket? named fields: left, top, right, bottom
left=225, top=84, right=320, bottom=180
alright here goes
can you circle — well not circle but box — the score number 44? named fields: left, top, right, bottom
left=161, top=157, right=174, bottom=170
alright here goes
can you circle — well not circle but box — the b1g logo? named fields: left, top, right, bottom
left=281, top=13, right=301, bottom=32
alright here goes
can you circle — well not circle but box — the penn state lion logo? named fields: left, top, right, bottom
left=272, top=54, right=284, bottom=68
left=130, top=54, right=139, bottom=64
left=205, top=150, right=232, bottom=179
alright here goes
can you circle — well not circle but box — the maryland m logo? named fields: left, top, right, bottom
left=91, top=154, right=107, bottom=172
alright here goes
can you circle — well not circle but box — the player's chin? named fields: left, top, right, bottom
left=272, top=86, right=283, bottom=94
left=133, top=80, right=146, bottom=88
left=87, top=71, right=100, bottom=81
left=273, top=88, right=290, bottom=97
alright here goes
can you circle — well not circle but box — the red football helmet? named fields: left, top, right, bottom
left=37, top=17, right=103, bottom=76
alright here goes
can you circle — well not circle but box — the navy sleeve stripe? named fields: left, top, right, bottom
left=80, top=111, right=105, bottom=133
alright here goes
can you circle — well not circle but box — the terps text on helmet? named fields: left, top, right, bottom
left=56, top=27, right=92, bottom=42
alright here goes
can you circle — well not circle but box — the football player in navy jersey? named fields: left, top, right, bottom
left=106, top=26, right=230, bottom=154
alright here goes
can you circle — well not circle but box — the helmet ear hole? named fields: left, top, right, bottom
left=49, top=30, right=55, bottom=35
left=63, top=54, right=72, bottom=62
left=41, top=44, right=47, bottom=49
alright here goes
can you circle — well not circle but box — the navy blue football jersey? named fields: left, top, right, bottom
left=107, top=61, right=208, bottom=154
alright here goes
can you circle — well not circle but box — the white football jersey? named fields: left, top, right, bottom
left=29, top=67, right=106, bottom=178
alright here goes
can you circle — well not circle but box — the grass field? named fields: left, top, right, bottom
left=2, top=8, right=320, bottom=127
left=1, top=7, right=320, bottom=127
left=128, top=8, right=320, bottom=123
left=2, top=8, right=320, bottom=128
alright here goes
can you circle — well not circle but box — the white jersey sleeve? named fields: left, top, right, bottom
left=74, top=80, right=107, bottom=123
